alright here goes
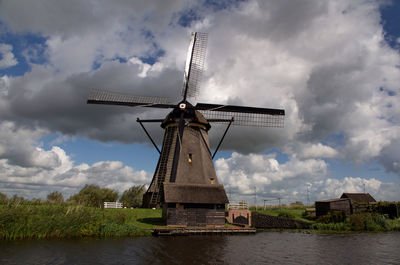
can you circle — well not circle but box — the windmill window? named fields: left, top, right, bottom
left=210, top=178, right=215, bottom=184
left=188, top=153, right=192, bottom=163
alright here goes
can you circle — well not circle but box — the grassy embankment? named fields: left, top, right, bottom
left=2, top=202, right=400, bottom=239
left=309, top=213, right=400, bottom=233
left=0, top=203, right=163, bottom=240
left=253, top=205, right=400, bottom=233
left=253, top=207, right=311, bottom=223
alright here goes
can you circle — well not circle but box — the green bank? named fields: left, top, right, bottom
left=0, top=204, right=162, bottom=240
left=2, top=203, right=400, bottom=239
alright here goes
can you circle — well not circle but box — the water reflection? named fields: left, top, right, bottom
left=1, top=232, right=400, bottom=264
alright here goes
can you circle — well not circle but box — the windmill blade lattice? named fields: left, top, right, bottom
left=87, top=89, right=173, bottom=108
left=182, top=32, right=208, bottom=99
left=200, top=110, right=284, bottom=127
left=196, top=103, right=285, bottom=127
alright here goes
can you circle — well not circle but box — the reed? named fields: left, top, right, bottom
left=310, top=213, right=400, bottom=232
left=0, top=203, right=162, bottom=240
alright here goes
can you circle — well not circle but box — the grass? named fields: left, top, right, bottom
left=2, top=202, right=399, bottom=239
left=310, top=213, right=400, bottom=233
left=252, top=206, right=400, bottom=233
left=0, top=203, right=163, bottom=240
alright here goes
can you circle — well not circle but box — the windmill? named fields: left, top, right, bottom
left=87, top=32, right=285, bottom=226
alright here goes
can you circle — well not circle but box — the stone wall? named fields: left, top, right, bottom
left=251, top=212, right=310, bottom=229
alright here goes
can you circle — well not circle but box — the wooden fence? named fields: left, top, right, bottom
left=104, top=202, right=123, bottom=208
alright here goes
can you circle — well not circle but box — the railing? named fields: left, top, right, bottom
left=228, top=202, right=249, bottom=210
left=104, top=202, right=123, bottom=208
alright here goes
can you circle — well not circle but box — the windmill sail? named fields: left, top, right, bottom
left=196, top=103, right=285, bottom=127
left=87, top=89, right=173, bottom=108
left=182, top=32, right=208, bottom=100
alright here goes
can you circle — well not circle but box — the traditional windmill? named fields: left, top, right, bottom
left=87, top=32, right=285, bottom=226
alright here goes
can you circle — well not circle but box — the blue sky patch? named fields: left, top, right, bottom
left=41, top=134, right=159, bottom=171
left=380, top=1, right=400, bottom=50
left=0, top=22, right=48, bottom=76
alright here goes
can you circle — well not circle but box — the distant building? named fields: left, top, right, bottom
left=315, top=198, right=351, bottom=217
left=315, top=193, right=376, bottom=217
left=340, top=193, right=376, bottom=214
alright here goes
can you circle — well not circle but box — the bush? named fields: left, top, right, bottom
left=311, top=222, right=350, bottom=231
left=349, top=213, right=388, bottom=231
left=47, top=191, right=64, bottom=204
left=120, top=185, right=146, bottom=208
left=68, top=185, right=118, bottom=208
left=0, top=192, right=7, bottom=203
left=316, top=211, right=345, bottom=224
left=278, top=212, right=295, bottom=219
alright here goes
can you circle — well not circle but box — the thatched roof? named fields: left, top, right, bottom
left=340, top=193, right=376, bottom=203
left=163, top=183, right=228, bottom=204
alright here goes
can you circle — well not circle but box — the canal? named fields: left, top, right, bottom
left=1, top=231, right=400, bottom=264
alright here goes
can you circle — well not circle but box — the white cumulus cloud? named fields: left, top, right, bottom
left=0, top=43, right=18, bottom=69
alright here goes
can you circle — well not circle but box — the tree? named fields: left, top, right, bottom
left=120, top=185, right=146, bottom=208
left=11, top=194, right=24, bottom=202
left=47, top=191, right=64, bottom=203
left=68, top=184, right=119, bottom=208
left=0, top=192, right=7, bottom=203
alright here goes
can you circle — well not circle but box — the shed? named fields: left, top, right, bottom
left=315, top=198, right=351, bottom=217
left=340, top=193, right=376, bottom=214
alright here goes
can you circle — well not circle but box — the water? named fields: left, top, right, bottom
left=1, top=232, right=400, bottom=264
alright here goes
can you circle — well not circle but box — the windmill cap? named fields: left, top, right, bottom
left=161, top=107, right=211, bottom=130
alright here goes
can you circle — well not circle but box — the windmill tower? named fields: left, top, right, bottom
left=87, top=32, right=285, bottom=226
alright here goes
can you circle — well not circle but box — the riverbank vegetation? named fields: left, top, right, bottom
left=1, top=189, right=400, bottom=239
left=0, top=185, right=160, bottom=239
left=252, top=203, right=400, bottom=233
left=0, top=202, right=162, bottom=239
left=310, top=212, right=400, bottom=232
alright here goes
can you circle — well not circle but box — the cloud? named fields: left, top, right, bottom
left=0, top=44, right=18, bottom=69
left=0, top=121, right=151, bottom=199
left=312, top=177, right=400, bottom=202
left=0, top=121, right=59, bottom=168
left=0, top=1, right=399, bottom=199
left=294, top=143, right=339, bottom=160
left=378, top=141, right=400, bottom=176
left=215, top=152, right=328, bottom=198
left=0, top=1, right=398, bottom=157
left=215, top=152, right=400, bottom=204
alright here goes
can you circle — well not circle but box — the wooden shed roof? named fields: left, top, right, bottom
left=163, top=183, right=228, bottom=204
left=316, top=198, right=350, bottom=203
left=340, top=193, right=376, bottom=203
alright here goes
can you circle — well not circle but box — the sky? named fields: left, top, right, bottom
left=0, top=0, right=399, bottom=205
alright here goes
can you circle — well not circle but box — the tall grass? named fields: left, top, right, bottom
left=0, top=202, right=162, bottom=240
left=310, top=213, right=399, bottom=232
left=254, top=206, right=400, bottom=232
